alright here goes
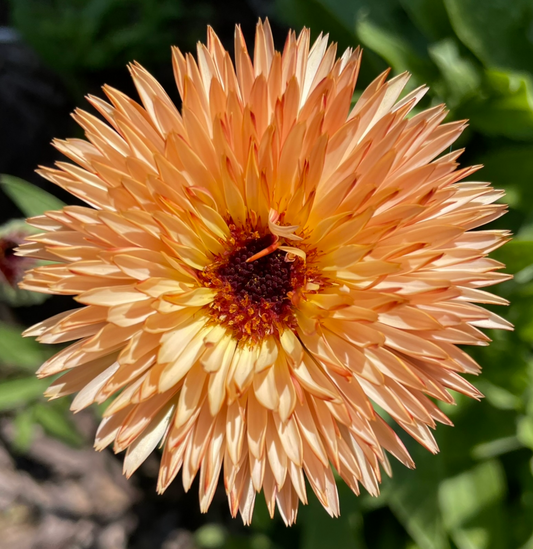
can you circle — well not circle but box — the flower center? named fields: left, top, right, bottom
left=1, top=237, right=26, bottom=287
left=217, top=235, right=293, bottom=314
left=200, top=233, right=305, bottom=342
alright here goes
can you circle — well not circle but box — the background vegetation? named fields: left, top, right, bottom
left=1, top=0, right=533, bottom=547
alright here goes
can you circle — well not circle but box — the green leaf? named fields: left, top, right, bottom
left=0, top=322, right=50, bottom=371
left=387, top=447, right=451, bottom=549
left=274, top=0, right=427, bottom=83
left=356, top=16, right=434, bottom=79
left=520, top=532, right=533, bottom=549
left=471, top=436, right=523, bottom=460
left=0, top=174, right=66, bottom=218
left=428, top=38, right=480, bottom=105
left=465, top=72, right=533, bottom=141
left=12, top=407, right=36, bottom=451
left=356, top=18, right=413, bottom=74
left=439, top=460, right=507, bottom=549
left=0, top=377, right=47, bottom=411
left=9, top=0, right=187, bottom=95
left=32, top=402, right=83, bottom=447
left=444, top=0, right=533, bottom=73
left=475, top=380, right=522, bottom=411
left=517, top=416, right=533, bottom=450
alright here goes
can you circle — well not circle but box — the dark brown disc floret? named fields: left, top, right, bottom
left=200, top=234, right=306, bottom=342
left=216, top=235, right=293, bottom=315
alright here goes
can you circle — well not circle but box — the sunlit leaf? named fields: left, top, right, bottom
left=517, top=416, right=533, bottom=450
left=428, top=38, right=480, bottom=105
left=1, top=174, right=66, bottom=218
left=466, top=72, right=533, bottom=141
left=356, top=16, right=434, bottom=79
left=475, top=380, right=522, bottom=411
left=0, top=377, right=47, bottom=411
left=0, top=322, right=50, bottom=371
left=439, top=460, right=507, bottom=549
left=471, top=436, right=523, bottom=460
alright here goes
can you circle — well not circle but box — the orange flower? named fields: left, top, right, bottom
left=19, top=21, right=511, bottom=525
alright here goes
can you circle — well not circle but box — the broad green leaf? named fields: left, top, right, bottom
left=314, top=0, right=428, bottom=49
left=356, top=18, right=414, bottom=73
left=1, top=174, right=66, bottom=218
left=439, top=460, right=507, bottom=549
left=10, top=0, right=187, bottom=95
left=0, top=377, right=47, bottom=411
left=428, top=38, right=480, bottom=105
left=465, top=72, right=533, bottom=141
left=0, top=322, right=50, bottom=370
left=274, top=0, right=426, bottom=82
left=444, top=0, right=533, bottom=73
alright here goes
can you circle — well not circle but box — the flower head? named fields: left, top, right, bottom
left=19, top=21, right=511, bottom=525
left=0, top=219, right=46, bottom=305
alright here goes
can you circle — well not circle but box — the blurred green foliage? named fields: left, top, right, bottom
left=2, top=0, right=533, bottom=547
left=0, top=178, right=81, bottom=450
left=8, top=0, right=213, bottom=97
left=0, top=321, right=83, bottom=450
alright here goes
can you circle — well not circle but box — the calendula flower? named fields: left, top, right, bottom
left=19, top=21, right=511, bottom=525
left=0, top=219, right=47, bottom=305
